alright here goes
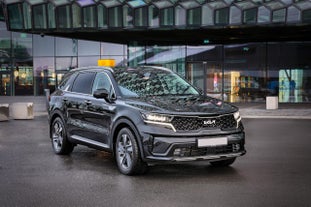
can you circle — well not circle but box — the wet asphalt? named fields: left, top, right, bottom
left=0, top=116, right=311, bottom=207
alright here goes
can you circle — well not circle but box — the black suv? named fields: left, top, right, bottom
left=48, top=66, right=246, bottom=175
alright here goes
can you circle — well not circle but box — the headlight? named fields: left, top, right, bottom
left=233, top=111, right=241, bottom=128
left=141, top=113, right=173, bottom=123
left=233, top=111, right=240, bottom=120
left=141, top=113, right=175, bottom=131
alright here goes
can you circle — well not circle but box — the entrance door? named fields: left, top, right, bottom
left=186, top=62, right=224, bottom=100
left=0, top=71, right=11, bottom=96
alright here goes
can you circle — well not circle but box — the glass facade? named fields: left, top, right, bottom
left=0, top=0, right=311, bottom=103
left=129, top=43, right=311, bottom=103
left=0, top=21, right=127, bottom=96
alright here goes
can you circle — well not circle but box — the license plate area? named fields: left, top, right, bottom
left=197, top=137, right=228, bottom=148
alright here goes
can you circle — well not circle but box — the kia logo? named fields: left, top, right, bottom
left=203, top=119, right=216, bottom=125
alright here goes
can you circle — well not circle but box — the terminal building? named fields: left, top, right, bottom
left=0, top=0, right=310, bottom=103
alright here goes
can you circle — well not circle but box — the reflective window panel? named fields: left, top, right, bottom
left=134, top=7, right=148, bottom=27
left=123, top=5, right=133, bottom=27
left=187, top=7, right=201, bottom=26
left=78, top=56, right=100, bottom=67
left=33, top=4, right=47, bottom=29
left=12, top=32, right=33, bottom=58
left=56, top=38, right=78, bottom=56
left=215, top=7, right=229, bottom=25
left=47, top=3, right=56, bottom=29
left=13, top=60, right=33, bottom=95
left=224, top=43, right=266, bottom=102
left=302, top=9, right=311, bottom=23
left=267, top=42, right=311, bottom=103
left=98, top=4, right=108, bottom=28
left=243, top=8, right=257, bottom=24
left=78, top=40, right=100, bottom=56
left=34, top=57, right=55, bottom=95
left=72, top=3, right=82, bottom=28
left=149, top=5, right=159, bottom=27
left=33, top=34, right=55, bottom=57
left=57, top=5, right=72, bottom=29
left=0, top=3, right=4, bottom=21
left=7, top=4, right=24, bottom=29
left=101, top=42, right=126, bottom=56
left=108, top=6, right=123, bottom=27
left=272, top=8, right=286, bottom=23
left=175, top=6, right=186, bottom=26
left=23, top=2, right=32, bottom=29
left=160, top=7, right=174, bottom=26
left=83, top=6, right=97, bottom=28
left=56, top=57, right=78, bottom=70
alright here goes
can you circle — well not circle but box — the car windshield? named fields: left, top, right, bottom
left=114, top=67, right=200, bottom=97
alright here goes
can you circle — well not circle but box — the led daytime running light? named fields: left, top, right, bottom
left=234, top=111, right=240, bottom=120
left=142, top=113, right=172, bottom=123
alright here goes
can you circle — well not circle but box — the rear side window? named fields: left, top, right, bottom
left=59, top=73, right=76, bottom=91
left=71, top=72, right=95, bottom=94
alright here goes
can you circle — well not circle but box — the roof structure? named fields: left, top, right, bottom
left=0, top=0, right=311, bottom=45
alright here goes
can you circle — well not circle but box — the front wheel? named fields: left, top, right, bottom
left=115, top=128, right=147, bottom=175
left=51, top=117, right=74, bottom=155
left=210, top=158, right=236, bottom=167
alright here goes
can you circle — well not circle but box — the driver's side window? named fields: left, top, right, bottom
left=92, top=72, right=113, bottom=96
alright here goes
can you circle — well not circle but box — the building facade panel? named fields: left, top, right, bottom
left=0, top=1, right=310, bottom=103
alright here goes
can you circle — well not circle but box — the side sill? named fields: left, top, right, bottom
left=70, top=135, right=110, bottom=150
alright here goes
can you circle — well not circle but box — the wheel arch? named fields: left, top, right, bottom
left=111, top=117, right=144, bottom=159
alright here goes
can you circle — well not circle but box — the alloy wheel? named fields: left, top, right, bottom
left=117, top=133, right=134, bottom=170
left=52, top=120, right=64, bottom=153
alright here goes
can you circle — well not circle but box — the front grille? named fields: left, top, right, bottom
left=171, top=114, right=237, bottom=131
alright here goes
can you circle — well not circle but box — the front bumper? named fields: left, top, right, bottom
left=147, top=151, right=246, bottom=162
left=141, top=131, right=246, bottom=163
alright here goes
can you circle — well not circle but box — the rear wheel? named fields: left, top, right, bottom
left=115, top=128, right=148, bottom=175
left=210, top=158, right=236, bottom=167
left=51, top=117, right=74, bottom=155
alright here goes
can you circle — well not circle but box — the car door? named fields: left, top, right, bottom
left=82, top=72, right=116, bottom=148
left=66, top=71, right=96, bottom=140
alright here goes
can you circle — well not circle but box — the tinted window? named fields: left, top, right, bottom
left=59, top=73, right=76, bottom=91
left=92, top=72, right=112, bottom=94
left=71, top=72, right=95, bottom=94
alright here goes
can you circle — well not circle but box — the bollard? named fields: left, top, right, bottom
left=266, top=96, right=278, bottom=110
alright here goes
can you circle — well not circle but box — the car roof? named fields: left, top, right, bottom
left=69, top=66, right=114, bottom=73
left=67, top=65, right=173, bottom=75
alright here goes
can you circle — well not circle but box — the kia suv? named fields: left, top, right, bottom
left=48, top=66, right=246, bottom=175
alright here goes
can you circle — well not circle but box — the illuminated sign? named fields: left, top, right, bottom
left=98, top=59, right=116, bottom=67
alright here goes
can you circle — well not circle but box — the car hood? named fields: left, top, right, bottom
left=124, top=95, right=238, bottom=115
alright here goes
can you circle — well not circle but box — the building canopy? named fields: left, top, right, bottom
left=0, top=0, right=311, bottom=45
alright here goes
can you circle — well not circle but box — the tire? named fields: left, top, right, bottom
left=210, top=158, right=236, bottom=167
left=115, top=128, right=148, bottom=175
left=50, top=117, right=74, bottom=155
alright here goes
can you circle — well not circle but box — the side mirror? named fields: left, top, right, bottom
left=93, top=89, right=110, bottom=101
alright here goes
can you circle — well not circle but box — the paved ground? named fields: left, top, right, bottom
left=0, top=116, right=311, bottom=207
left=236, top=103, right=311, bottom=119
